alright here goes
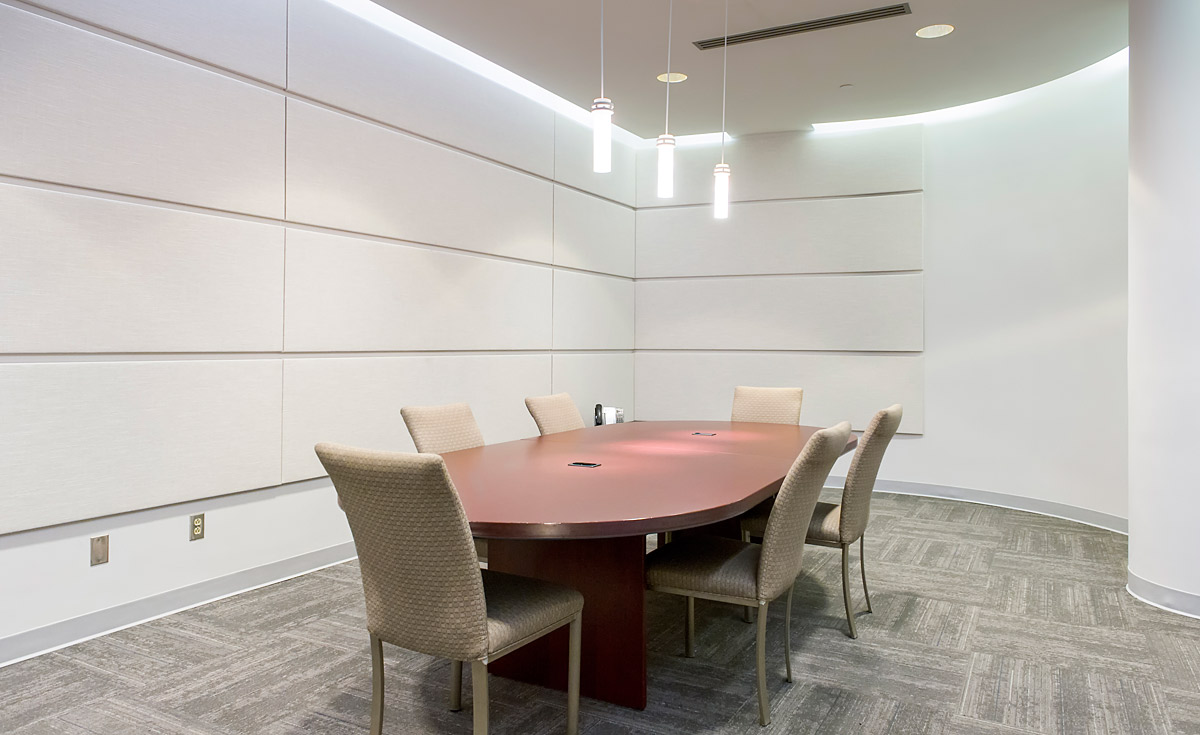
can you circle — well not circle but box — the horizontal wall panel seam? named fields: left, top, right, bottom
left=634, top=349, right=924, bottom=356
left=0, top=176, right=634, bottom=280
left=635, top=189, right=924, bottom=210
left=14, top=0, right=284, bottom=86
left=637, top=270, right=924, bottom=281
left=0, top=350, right=635, bottom=363
left=0, top=0, right=636, bottom=209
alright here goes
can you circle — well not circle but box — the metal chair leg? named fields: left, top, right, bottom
left=450, top=660, right=463, bottom=711
left=842, top=543, right=858, bottom=639
left=784, top=583, right=794, bottom=683
left=370, top=634, right=384, bottom=735
left=860, top=536, right=872, bottom=613
left=567, top=614, right=581, bottom=735
left=755, top=601, right=770, bottom=726
left=742, top=529, right=754, bottom=623
left=471, top=660, right=488, bottom=734
left=685, top=596, right=696, bottom=657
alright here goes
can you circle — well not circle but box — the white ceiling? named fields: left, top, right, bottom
left=372, top=0, right=1128, bottom=138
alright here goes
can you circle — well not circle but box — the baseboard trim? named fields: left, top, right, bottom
left=833, top=476, right=1129, bottom=535
left=1127, top=571, right=1200, bottom=620
left=0, top=541, right=358, bottom=669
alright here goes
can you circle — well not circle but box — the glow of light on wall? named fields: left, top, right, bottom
left=324, top=0, right=643, bottom=146
left=811, top=47, right=1129, bottom=134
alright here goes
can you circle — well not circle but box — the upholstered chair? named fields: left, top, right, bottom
left=740, top=404, right=903, bottom=639
left=315, top=444, right=583, bottom=735
left=525, top=393, right=587, bottom=435
left=644, top=422, right=852, bottom=726
left=401, top=402, right=486, bottom=454
left=401, top=402, right=488, bottom=560
left=731, top=386, right=804, bottom=425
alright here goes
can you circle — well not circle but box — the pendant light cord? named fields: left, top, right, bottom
left=720, top=0, right=729, bottom=163
left=599, top=0, right=605, bottom=98
left=664, top=0, right=673, bottom=134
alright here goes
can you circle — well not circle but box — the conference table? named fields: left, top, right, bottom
left=440, top=420, right=857, bottom=710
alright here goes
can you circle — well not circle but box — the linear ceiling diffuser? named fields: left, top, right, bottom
left=694, top=3, right=912, bottom=50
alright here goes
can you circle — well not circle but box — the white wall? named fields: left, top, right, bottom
left=1127, top=0, right=1200, bottom=615
left=632, top=56, right=1129, bottom=526
left=633, top=125, right=927, bottom=434
left=878, top=57, right=1129, bottom=523
left=0, top=0, right=635, bottom=651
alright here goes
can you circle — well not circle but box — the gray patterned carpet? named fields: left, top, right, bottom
left=4, top=492, right=1200, bottom=734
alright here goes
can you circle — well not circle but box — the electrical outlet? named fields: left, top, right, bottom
left=90, top=535, right=109, bottom=566
left=190, top=513, right=205, bottom=541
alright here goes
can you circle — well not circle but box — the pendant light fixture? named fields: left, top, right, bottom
left=591, top=0, right=613, bottom=173
left=713, top=0, right=731, bottom=219
left=656, top=0, right=676, bottom=198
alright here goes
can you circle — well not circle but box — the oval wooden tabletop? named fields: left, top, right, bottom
left=441, top=421, right=857, bottom=540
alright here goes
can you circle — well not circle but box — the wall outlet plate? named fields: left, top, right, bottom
left=190, top=513, right=205, bottom=541
left=90, top=535, right=109, bottom=566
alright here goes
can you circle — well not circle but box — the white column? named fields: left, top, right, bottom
left=1127, top=0, right=1200, bottom=616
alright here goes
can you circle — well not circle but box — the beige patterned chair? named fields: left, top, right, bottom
left=731, top=386, right=804, bottom=425
left=315, top=444, right=583, bottom=735
left=401, top=402, right=489, bottom=560
left=401, top=402, right=486, bottom=454
left=741, top=404, right=903, bottom=639
left=525, top=393, right=587, bottom=435
left=644, top=422, right=852, bottom=726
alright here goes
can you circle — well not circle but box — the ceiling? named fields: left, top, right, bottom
left=372, top=0, right=1128, bottom=138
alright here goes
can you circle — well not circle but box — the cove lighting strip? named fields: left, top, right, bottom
left=325, top=0, right=643, bottom=146
left=812, top=47, right=1129, bottom=133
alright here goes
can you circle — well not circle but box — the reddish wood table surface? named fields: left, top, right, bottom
left=440, top=421, right=856, bottom=709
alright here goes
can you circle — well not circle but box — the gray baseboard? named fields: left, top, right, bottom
left=0, top=541, right=357, bottom=669
left=1127, top=571, right=1200, bottom=620
left=835, top=476, right=1129, bottom=534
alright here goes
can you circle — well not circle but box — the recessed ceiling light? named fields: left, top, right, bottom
left=916, top=24, right=954, bottom=39
left=657, top=72, right=688, bottom=83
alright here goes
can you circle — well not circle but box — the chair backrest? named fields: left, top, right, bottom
left=838, top=404, right=903, bottom=543
left=401, top=402, right=485, bottom=454
left=525, top=393, right=586, bottom=435
left=731, top=386, right=804, bottom=425
left=315, top=444, right=488, bottom=661
left=757, top=421, right=853, bottom=601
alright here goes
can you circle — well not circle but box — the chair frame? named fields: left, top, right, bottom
left=741, top=530, right=872, bottom=638
left=369, top=611, right=581, bottom=735
left=646, top=583, right=796, bottom=726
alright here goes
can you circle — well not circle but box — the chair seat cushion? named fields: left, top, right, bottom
left=483, top=569, right=583, bottom=654
left=741, top=500, right=843, bottom=544
left=645, top=535, right=760, bottom=601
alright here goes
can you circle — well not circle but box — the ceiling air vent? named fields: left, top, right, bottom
left=693, top=3, right=912, bottom=50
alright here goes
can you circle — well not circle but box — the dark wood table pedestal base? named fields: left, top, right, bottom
left=487, top=536, right=647, bottom=709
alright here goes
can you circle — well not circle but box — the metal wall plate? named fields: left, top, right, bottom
left=90, top=535, right=109, bottom=566
left=190, top=514, right=205, bottom=541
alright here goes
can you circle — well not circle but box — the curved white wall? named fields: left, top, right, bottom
left=877, top=55, right=1129, bottom=529
left=1127, top=0, right=1200, bottom=616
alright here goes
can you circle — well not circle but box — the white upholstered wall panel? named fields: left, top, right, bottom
left=554, top=114, right=637, bottom=206
left=282, top=355, right=550, bottom=482
left=636, top=193, right=923, bottom=278
left=286, top=100, right=553, bottom=263
left=0, top=360, right=283, bottom=534
left=284, top=229, right=551, bottom=352
left=25, top=0, right=287, bottom=86
left=553, top=186, right=635, bottom=277
left=635, top=351, right=924, bottom=433
left=551, top=352, right=635, bottom=427
left=553, top=271, right=635, bottom=350
left=287, top=0, right=554, bottom=178
left=0, top=5, right=284, bottom=217
left=636, top=274, right=924, bottom=351
left=635, top=127, right=923, bottom=208
left=0, top=184, right=284, bottom=353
